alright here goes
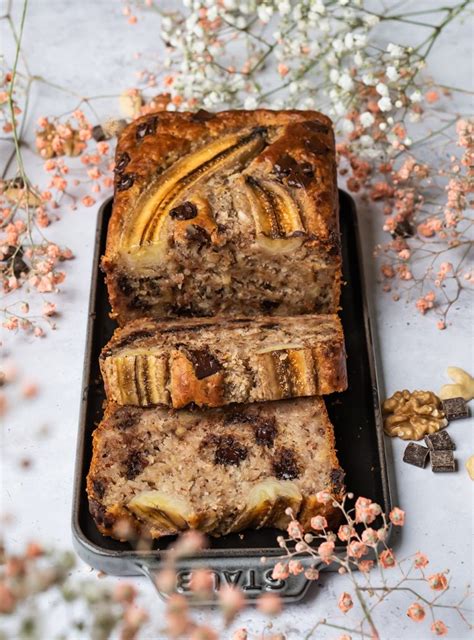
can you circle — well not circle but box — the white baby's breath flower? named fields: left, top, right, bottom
left=332, top=39, right=344, bottom=53
left=386, top=66, right=399, bottom=81
left=257, top=4, right=272, bottom=22
left=387, top=43, right=404, bottom=58
left=379, top=122, right=388, bottom=131
left=354, top=34, right=367, bottom=48
left=339, top=0, right=350, bottom=6
left=311, top=1, right=326, bottom=16
left=353, top=51, right=364, bottom=67
left=244, top=95, right=258, bottom=110
left=338, top=73, right=354, bottom=91
left=278, top=0, right=291, bottom=16
left=329, top=69, right=340, bottom=84
left=364, top=14, right=379, bottom=27
left=409, top=90, right=422, bottom=103
left=404, top=137, right=412, bottom=146
left=395, top=99, right=403, bottom=108
left=378, top=96, right=393, bottom=112
left=344, top=33, right=354, bottom=50
left=362, top=73, right=376, bottom=86
left=342, top=118, right=355, bottom=133
left=376, top=82, right=389, bottom=97
left=360, top=134, right=373, bottom=147
left=360, top=111, right=375, bottom=128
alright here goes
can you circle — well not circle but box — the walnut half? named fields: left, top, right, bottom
left=383, top=390, right=448, bottom=441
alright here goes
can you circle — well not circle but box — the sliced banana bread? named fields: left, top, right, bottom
left=102, top=109, right=340, bottom=325
left=87, top=398, right=345, bottom=540
left=100, top=315, right=347, bottom=409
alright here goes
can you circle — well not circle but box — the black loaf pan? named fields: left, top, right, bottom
left=72, top=190, right=392, bottom=603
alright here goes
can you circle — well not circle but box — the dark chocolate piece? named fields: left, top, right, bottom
left=273, top=154, right=314, bottom=188
left=424, top=430, right=455, bottom=451
left=430, top=450, right=456, bottom=473
left=214, top=436, right=248, bottom=466
left=115, top=151, right=131, bottom=174
left=254, top=418, right=278, bottom=447
left=184, top=348, right=221, bottom=379
left=191, top=109, right=215, bottom=122
left=272, top=448, right=300, bottom=480
left=116, top=173, right=135, bottom=191
left=185, top=224, right=211, bottom=247
left=136, top=116, right=158, bottom=140
left=403, top=442, right=429, bottom=468
left=92, top=125, right=107, bottom=142
left=125, top=450, right=149, bottom=480
left=442, top=397, right=470, bottom=421
left=169, top=201, right=198, bottom=221
left=304, top=121, right=330, bottom=134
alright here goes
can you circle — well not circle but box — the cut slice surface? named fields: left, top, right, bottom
left=87, top=398, right=345, bottom=540
left=100, top=315, right=347, bottom=408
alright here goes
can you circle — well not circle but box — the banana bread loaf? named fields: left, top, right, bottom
left=87, top=398, right=345, bottom=540
left=102, top=109, right=340, bottom=325
left=100, top=314, right=347, bottom=409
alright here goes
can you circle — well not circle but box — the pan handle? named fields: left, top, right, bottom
left=137, top=556, right=318, bottom=605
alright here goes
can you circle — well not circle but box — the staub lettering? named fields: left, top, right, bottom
left=175, top=568, right=286, bottom=594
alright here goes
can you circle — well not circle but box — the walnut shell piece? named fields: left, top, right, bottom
left=383, top=389, right=447, bottom=441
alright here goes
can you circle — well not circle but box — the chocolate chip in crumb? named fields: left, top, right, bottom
left=125, top=450, right=149, bottom=480
left=185, top=224, right=211, bottom=246
left=272, top=448, right=300, bottom=480
left=116, top=173, right=135, bottom=191
left=184, top=347, right=221, bottom=379
left=169, top=201, right=198, bottom=221
left=115, top=151, right=130, bottom=174
left=214, top=436, right=248, bottom=467
left=93, top=479, right=106, bottom=499
left=254, top=418, right=278, bottom=447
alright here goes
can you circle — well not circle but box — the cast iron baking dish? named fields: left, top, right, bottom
left=72, top=190, right=392, bottom=602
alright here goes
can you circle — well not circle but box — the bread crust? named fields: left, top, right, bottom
left=102, top=109, right=341, bottom=324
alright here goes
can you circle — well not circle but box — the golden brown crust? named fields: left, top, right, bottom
left=100, top=315, right=347, bottom=408
left=102, top=109, right=340, bottom=324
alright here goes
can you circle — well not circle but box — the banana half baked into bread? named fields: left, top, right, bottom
left=100, top=315, right=347, bottom=408
left=87, top=398, right=345, bottom=540
left=103, top=109, right=341, bottom=325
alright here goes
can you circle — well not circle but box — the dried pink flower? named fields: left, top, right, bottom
left=379, top=549, right=396, bottom=568
left=428, top=573, right=448, bottom=591
left=288, top=560, right=304, bottom=575
left=287, top=520, right=304, bottom=539
left=389, top=507, right=405, bottom=526
left=414, top=552, right=429, bottom=568
left=338, top=591, right=354, bottom=613
left=271, top=562, right=289, bottom=580
left=310, top=515, right=328, bottom=530
left=257, top=592, right=282, bottom=615
left=407, top=602, right=425, bottom=622
left=318, top=540, right=335, bottom=564
left=431, top=620, right=449, bottom=636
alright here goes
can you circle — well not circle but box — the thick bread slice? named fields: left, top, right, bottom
left=100, top=315, right=347, bottom=408
left=102, top=109, right=340, bottom=325
left=87, top=398, right=345, bottom=540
